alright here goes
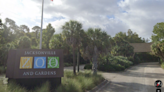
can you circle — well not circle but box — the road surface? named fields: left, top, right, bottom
left=97, top=62, right=164, bottom=92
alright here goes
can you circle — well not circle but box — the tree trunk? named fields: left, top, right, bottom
left=36, top=31, right=37, bottom=39
left=73, top=47, right=76, bottom=75
left=133, top=52, right=136, bottom=60
left=107, top=58, right=109, bottom=64
left=77, top=47, right=80, bottom=72
left=92, top=46, right=98, bottom=75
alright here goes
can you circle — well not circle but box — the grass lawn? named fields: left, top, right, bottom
left=0, top=70, right=104, bottom=92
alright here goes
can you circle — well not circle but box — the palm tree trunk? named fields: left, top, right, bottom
left=107, top=57, right=109, bottom=64
left=92, top=46, right=98, bottom=75
left=73, top=47, right=76, bottom=75
left=77, top=47, right=80, bottom=72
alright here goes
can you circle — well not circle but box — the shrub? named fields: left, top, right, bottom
left=84, top=64, right=92, bottom=69
left=113, top=64, right=125, bottom=71
left=133, top=55, right=141, bottom=65
left=0, top=66, right=6, bottom=74
left=56, top=79, right=82, bottom=92
left=161, top=62, right=164, bottom=69
left=34, top=81, right=50, bottom=92
left=7, top=81, right=28, bottom=92
left=97, top=55, right=132, bottom=72
left=64, top=63, right=73, bottom=67
left=76, top=76, right=95, bottom=91
left=97, top=64, right=115, bottom=72
left=127, top=56, right=133, bottom=62
left=17, top=36, right=31, bottom=49
left=0, top=71, right=103, bottom=92
left=55, top=71, right=104, bottom=92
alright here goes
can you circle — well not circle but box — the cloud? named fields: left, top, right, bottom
left=0, top=0, right=164, bottom=41
left=117, top=0, right=164, bottom=39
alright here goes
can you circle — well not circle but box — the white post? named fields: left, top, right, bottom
left=40, top=0, right=44, bottom=49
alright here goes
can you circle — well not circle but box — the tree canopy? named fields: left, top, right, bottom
left=0, top=17, right=157, bottom=75
left=151, top=22, right=164, bottom=42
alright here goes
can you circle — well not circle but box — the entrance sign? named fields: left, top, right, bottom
left=6, top=49, right=64, bottom=78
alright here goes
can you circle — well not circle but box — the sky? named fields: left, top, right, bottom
left=1, top=0, right=164, bottom=41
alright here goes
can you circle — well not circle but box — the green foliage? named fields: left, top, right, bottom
left=81, top=28, right=112, bottom=74
left=97, top=64, right=115, bottom=72
left=7, top=81, right=28, bottom=92
left=64, top=63, right=73, bottom=67
left=62, top=20, right=82, bottom=49
left=1, top=71, right=103, bottom=92
left=17, top=36, right=31, bottom=49
left=49, top=34, right=70, bottom=55
left=56, top=78, right=82, bottom=92
left=151, top=40, right=164, bottom=60
left=151, top=22, right=164, bottom=42
left=77, top=76, right=95, bottom=91
left=159, top=58, right=163, bottom=64
left=84, top=55, right=133, bottom=72
left=115, top=29, right=145, bottom=43
left=33, top=81, right=50, bottom=92
left=0, top=19, right=2, bottom=26
left=39, top=23, right=55, bottom=49
left=0, top=66, right=6, bottom=74
left=135, top=52, right=159, bottom=62
left=31, top=45, right=39, bottom=49
left=127, top=54, right=141, bottom=65
left=84, top=64, right=92, bottom=69
left=56, top=71, right=104, bottom=92
left=32, top=26, right=40, bottom=39
left=111, top=37, right=134, bottom=57
left=31, top=37, right=38, bottom=46
left=151, top=23, right=164, bottom=63
left=161, top=62, right=164, bottom=69
left=97, top=55, right=133, bottom=72
left=0, top=42, right=15, bottom=66
left=62, top=20, right=83, bottom=74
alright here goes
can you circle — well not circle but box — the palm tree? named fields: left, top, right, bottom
left=82, top=28, right=111, bottom=75
left=62, top=20, right=82, bottom=75
left=49, top=34, right=70, bottom=55
left=39, top=24, right=55, bottom=49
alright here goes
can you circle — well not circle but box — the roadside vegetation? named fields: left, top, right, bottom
left=0, top=70, right=103, bottom=92
left=151, top=22, right=164, bottom=69
left=0, top=66, right=6, bottom=74
left=0, top=18, right=158, bottom=75
left=0, top=17, right=159, bottom=91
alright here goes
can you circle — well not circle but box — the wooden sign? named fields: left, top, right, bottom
left=6, top=49, right=64, bottom=78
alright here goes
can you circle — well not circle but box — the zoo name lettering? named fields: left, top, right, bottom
left=24, top=51, right=55, bottom=55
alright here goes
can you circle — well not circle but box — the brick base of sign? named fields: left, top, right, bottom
left=8, top=77, right=61, bottom=90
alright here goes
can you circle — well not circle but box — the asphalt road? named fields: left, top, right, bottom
left=97, top=62, right=164, bottom=92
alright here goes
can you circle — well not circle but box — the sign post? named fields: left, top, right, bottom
left=6, top=49, right=64, bottom=89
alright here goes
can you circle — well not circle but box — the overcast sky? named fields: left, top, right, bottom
left=1, top=0, right=164, bottom=40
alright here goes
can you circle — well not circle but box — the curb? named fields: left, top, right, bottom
left=86, top=79, right=109, bottom=92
